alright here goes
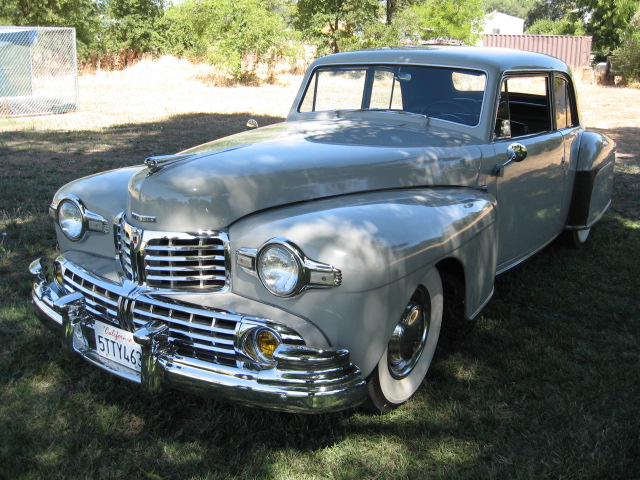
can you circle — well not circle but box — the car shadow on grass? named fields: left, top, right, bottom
left=1, top=120, right=639, bottom=479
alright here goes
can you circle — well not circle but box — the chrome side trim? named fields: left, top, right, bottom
left=467, top=288, right=494, bottom=320
left=496, top=235, right=558, bottom=276
left=564, top=199, right=611, bottom=231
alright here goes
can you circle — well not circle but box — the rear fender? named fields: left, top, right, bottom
left=566, top=131, right=615, bottom=229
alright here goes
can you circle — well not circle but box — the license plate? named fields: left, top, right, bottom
left=94, top=320, right=143, bottom=372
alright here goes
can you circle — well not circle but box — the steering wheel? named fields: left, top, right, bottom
left=421, top=100, right=472, bottom=115
left=421, top=100, right=474, bottom=125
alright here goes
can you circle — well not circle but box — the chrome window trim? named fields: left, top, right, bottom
left=296, top=62, right=489, bottom=129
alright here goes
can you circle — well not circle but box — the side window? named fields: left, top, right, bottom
left=299, top=68, right=367, bottom=112
left=554, top=75, right=577, bottom=129
left=370, top=70, right=403, bottom=110
left=494, top=75, right=551, bottom=140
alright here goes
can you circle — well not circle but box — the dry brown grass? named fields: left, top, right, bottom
left=0, top=56, right=301, bottom=132
left=1, top=56, right=636, bottom=135
left=1, top=57, right=638, bottom=218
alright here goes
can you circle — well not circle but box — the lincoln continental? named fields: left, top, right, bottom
left=30, top=46, right=615, bottom=413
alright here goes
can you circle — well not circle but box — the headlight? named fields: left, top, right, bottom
left=257, top=243, right=302, bottom=297
left=237, top=238, right=342, bottom=298
left=58, top=199, right=85, bottom=241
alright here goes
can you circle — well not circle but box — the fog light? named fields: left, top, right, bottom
left=243, top=327, right=282, bottom=364
left=256, top=329, right=280, bottom=360
left=53, top=262, right=64, bottom=286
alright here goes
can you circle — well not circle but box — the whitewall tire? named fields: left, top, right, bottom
left=364, top=268, right=443, bottom=413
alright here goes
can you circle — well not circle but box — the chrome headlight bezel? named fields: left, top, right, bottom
left=54, top=195, right=109, bottom=242
left=237, top=237, right=342, bottom=299
left=57, top=197, right=85, bottom=241
left=256, top=241, right=304, bottom=298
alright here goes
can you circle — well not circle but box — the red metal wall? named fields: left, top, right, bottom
left=483, top=35, right=593, bottom=70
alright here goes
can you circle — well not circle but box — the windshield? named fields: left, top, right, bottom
left=299, top=65, right=486, bottom=127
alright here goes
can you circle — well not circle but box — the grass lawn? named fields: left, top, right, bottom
left=0, top=59, right=639, bottom=479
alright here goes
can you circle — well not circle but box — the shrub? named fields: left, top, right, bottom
left=162, top=0, right=300, bottom=81
left=612, top=7, right=640, bottom=83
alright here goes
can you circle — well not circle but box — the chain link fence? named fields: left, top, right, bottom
left=0, top=26, right=78, bottom=117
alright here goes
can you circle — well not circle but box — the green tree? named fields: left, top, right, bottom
left=398, top=0, right=485, bottom=44
left=612, top=5, right=640, bottom=81
left=0, top=0, right=101, bottom=56
left=101, top=0, right=165, bottom=56
left=526, top=0, right=577, bottom=24
left=527, top=17, right=585, bottom=35
left=482, top=0, right=538, bottom=22
left=571, top=0, right=640, bottom=53
left=294, top=0, right=381, bottom=54
left=163, top=0, right=293, bottom=79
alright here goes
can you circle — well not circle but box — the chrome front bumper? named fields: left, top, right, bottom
left=30, top=259, right=367, bottom=413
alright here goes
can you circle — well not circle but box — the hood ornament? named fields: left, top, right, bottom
left=145, top=153, right=195, bottom=174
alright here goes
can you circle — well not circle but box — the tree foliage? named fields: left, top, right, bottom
left=100, top=0, right=165, bottom=55
left=527, top=17, right=585, bottom=35
left=612, top=5, right=640, bottom=81
left=526, top=0, right=577, bottom=24
left=295, top=0, right=485, bottom=55
left=0, top=0, right=101, bottom=56
left=482, top=0, right=538, bottom=23
left=163, top=0, right=294, bottom=79
left=399, top=0, right=484, bottom=44
left=294, top=0, right=381, bottom=54
left=573, top=0, right=640, bottom=53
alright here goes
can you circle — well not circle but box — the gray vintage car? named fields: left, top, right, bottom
left=30, top=46, right=615, bottom=413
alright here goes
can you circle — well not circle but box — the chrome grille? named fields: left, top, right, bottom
left=63, top=267, right=239, bottom=366
left=114, top=217, right=139, bottom=281
left=115, top=215, right=228, bottom=290
left=64, top=269, right=120, bottom=324
left=144, top=237, right=226, bottom=289
left=132, top=298, right=237, bottom=365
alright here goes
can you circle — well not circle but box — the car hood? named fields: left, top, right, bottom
left=127, top=119, right=484, bottom=231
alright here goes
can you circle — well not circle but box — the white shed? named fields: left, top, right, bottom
left=482, top=11, right=525, bottom=36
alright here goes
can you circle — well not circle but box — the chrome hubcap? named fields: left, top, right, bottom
left=387, top=301, right=429, bottom=379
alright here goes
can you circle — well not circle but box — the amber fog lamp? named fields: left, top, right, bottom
left=257, top=244, right=302, bottom=297
left=53, top=261, right=65, bottom=286
left=58, top=199, right=85, bottom=241
left=256, top=329, right=280, bottom=361
left=242, top=327, right=282, bottom=364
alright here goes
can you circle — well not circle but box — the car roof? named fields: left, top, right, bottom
left=310, top=45, right=572, bottom=76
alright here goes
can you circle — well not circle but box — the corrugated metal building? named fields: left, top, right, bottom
left=483, top=34, right=593, bottom=71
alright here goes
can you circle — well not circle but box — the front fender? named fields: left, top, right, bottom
left=51, top=166, right=142, bottom=257
left=229, top=188, right=497, bottom=375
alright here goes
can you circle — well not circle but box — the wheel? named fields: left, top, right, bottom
left=558, top=228, right=591, bottom=248
left=363, top=268, right=443, bottom=413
